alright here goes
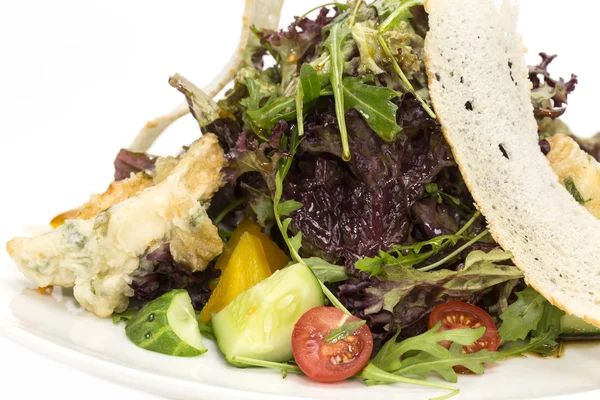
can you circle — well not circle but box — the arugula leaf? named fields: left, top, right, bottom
left=230, top=356, right=302, bottom=374
left=361, top=323, right=490, bottom=399
left=424, top=183, right=473, bottom=217
left=299, top=63, right=322, bottom=105
left=370, top=0, right=406, bottom=20
left=277, top=200, right=303, bottom=217
left=398, top=343, right=497, bottom=383
left=362, top=364, right=460, bottom=399
left=372, top=322, right=486, bottom=373
left=498, top=289, right=565, bottom=359
left=246, top=95, right=296, bottom=134
left=325, top=319, right=366, bottom=344
left=244, top=78, right=266, bottom=111
left=324, top=21, right=352, bottom=161
left=355, top=212, right=488, bottom=276
left=375, top=1, right=436, bottom=120
left=498, top=286, right=546, bottom=341
left=355, top=250, right=400, bottom=276
left=564, top=177, right=589, bottom=205
left=417, top=229, right=490, bottom=272
left=304, top=257, right=349, bottom=283
left=378, top=0, right=422, bottom=33
left=342, top=76, right=402, bottom=142
left=296, top=64, right=322, bottom=137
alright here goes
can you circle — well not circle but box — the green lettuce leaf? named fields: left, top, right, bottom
left=351, top=22, right=385, bottom=75
left=363, top=251, right=522, bottom=315
left=304, top=257, right=349, bottom=283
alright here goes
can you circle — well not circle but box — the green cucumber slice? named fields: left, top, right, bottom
left=212, top=263, right=324, bottom=366
left=125, top=290, right=207, bottom=357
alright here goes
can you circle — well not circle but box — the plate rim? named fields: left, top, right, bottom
left=3, top=316, right=600, bottom=400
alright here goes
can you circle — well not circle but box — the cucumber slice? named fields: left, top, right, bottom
left=560, top=314, right=600, bottom=339
left=125, top=290, right=207, bottom=357
left=212, top=263, right=324, bottom=366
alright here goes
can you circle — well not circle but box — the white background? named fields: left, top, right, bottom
left=0, top=0, right=598, bottom=399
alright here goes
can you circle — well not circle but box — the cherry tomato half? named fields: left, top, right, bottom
left=292, top=306, right=373, bottom=383
left=428, top=301, right=499, bottom=373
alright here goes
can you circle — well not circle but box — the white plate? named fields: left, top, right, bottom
left=2, top=0, right=600, bottom=399
left=1, top=229, right=600, bottom=400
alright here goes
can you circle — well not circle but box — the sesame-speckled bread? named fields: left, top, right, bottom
left=424, top=0, right=600, bottom=326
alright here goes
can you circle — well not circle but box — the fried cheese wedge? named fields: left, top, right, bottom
left=546, top=133, right=600, bottom=219
left=6, top=134, right=225, bottom=317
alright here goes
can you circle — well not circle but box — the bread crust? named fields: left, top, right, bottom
left=424, top=0, right=600, bottom=327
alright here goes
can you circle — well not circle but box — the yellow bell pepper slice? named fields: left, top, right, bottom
left=199, top=232, right=272, bottom=323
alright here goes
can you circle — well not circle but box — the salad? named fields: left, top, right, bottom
left=7, top=0, right=600, bottom=399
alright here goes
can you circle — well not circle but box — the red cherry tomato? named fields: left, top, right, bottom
left=428, top=301, right=499, bottom=374
left=292, top=306, right=373, bottom=383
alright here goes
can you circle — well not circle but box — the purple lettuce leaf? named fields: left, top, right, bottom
left=113, top=149, right=156, bottom=181
left=130, top=244, right=220, bottom=310
left=283, top=94, right=454, bottom=267
left=258, top=7, right=336, bottom=88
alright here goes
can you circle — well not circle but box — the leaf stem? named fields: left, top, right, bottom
left=213, top=198, right=244, bottom=225
left=297, top=2, right=340, bottom=21
left=378, top=0, right=424, bottom=33
left=377, top=34, right=436, bottom=119
left=231, top=356, right=303, bottom=373
left=320, top=280, right=351, bottom=315
left=349, top=0, right=362, bottom=25
left=456, top=210, right=481, bottom=236
left=295, top=78, right=305, bottom=136
left=249, top=25, right=278, bottom=61
left=417, top=229, right=490, bottom=272
left=361, top=364, right=459, bottom=400
left=327, top=23, right=351, bottom=161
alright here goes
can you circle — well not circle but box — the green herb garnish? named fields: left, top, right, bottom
left=564, top=177, right=590, bottom=204
left=325, top=320, right=366, bottom=344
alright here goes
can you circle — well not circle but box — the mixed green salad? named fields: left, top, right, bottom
left=54, top=0, right=600, bottom=398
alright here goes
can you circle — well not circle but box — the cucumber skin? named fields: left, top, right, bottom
left=212, top=263, right=324, bottom=367
left=560, top=314, right=600, bottom=336
left=125, top=290, right=206, bottom=357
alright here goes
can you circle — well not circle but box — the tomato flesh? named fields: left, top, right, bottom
left=428, top=301, right=499, bottom=373
left=292, top=306, right=373, bottom=383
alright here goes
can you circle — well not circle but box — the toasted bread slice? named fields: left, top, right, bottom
left=425, top=0, right=600, bottom=326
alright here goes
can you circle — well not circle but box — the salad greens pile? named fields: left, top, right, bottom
left=109, top=0, right=600, bottom=398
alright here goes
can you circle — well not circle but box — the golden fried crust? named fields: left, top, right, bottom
left=76, top=173, right=154, bottom=220
left=7, top=134, right=225, bottom=317
left=547, top=134, right=600, bottom=219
